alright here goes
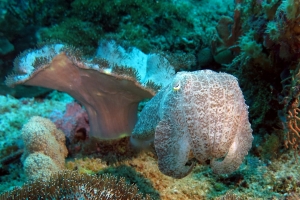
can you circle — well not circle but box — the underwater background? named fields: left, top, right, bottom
left=0, top=0, right=299, bottom=199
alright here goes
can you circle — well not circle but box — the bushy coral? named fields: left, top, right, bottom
left=265, top=21, right=280, bottom=41
left=235, top=29, right=271, bottom=69
left=0, top=0, right=71, bottom=57
left=98, top=165, right=160, bottom=199
left=221, top=0, right=300, bottom=138
left=239, top=31, right=263, bottom=59
left=0, top=170, right=152, bottom=200
left=38, top=18, right=103, bottom=54
left=39, top=0, right=196, bottom=53
left=281, top=0, right=300, bottom=20
left=261, top=134, right=281, bottom=160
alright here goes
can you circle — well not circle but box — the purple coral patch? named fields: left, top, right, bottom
left=50, top=102, right=90, bottom=143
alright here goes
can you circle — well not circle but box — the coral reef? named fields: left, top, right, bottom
left=2, top=0, right=300, bottom=199
left=0, top=91, right=72, bottom=161
left=65, top=151, right=209, bottom=200
left=211, top=0, right=242, bottom=65
left=38, top=0, right=197, bottom=53
left=0, top=0, right=235, bottom=98
left=98, top=165, right=161, bottom=199
left=21, top=116, right=68, bottom=181
left=5, top=41, right=175, bottom=139
left=0, top=83, right=295, bottom=199
left=132, top=70, right=253, bottom=178
left=23, top=152, right=60, bottom=182
left=278, top=63, right=300, bottom=156
left=50, top=102, right=89, bottom=143
left=64, top=150, right=300, bottom=199
left=0, top=170, right=151, bottom=200
left=223, top=0, right=300, bottom=136
left=215, top=191, right=240, bottom=200
left=220, top=0, right=300, bottom=159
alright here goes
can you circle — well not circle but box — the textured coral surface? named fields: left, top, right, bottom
left=22, top=116, right=68, bottom=181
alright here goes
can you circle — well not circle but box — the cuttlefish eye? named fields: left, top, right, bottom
left=173, top=82, right=181, bottom=91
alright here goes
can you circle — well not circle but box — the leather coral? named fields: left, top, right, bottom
left=131, top=70, right=253, bottom=178
left=5, top=41, right=175, bottom=139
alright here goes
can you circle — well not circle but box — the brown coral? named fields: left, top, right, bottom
left=279, top=64, right=300, bottom=157
left=6, top=41, right=175, bottom=139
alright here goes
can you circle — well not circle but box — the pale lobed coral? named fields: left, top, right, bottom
left=23, top=152, right=60, bottom=182
left=5, top=41, right=175, bottom=139
left=21, top=116, right=68, bottom=181
left=131, top=70, right=253, bottom=178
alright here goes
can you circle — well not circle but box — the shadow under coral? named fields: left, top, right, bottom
left=67, top=136, right=144, bottom=165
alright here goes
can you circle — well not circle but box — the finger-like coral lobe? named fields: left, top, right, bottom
left=6, top=41, right=175, bottom=139
left=132, top=70, right=253, bottom=178
left=21, top=116, right=68, bottom=181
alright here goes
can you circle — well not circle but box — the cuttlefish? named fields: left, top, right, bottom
left=131, top=70, right=253, bottom=178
